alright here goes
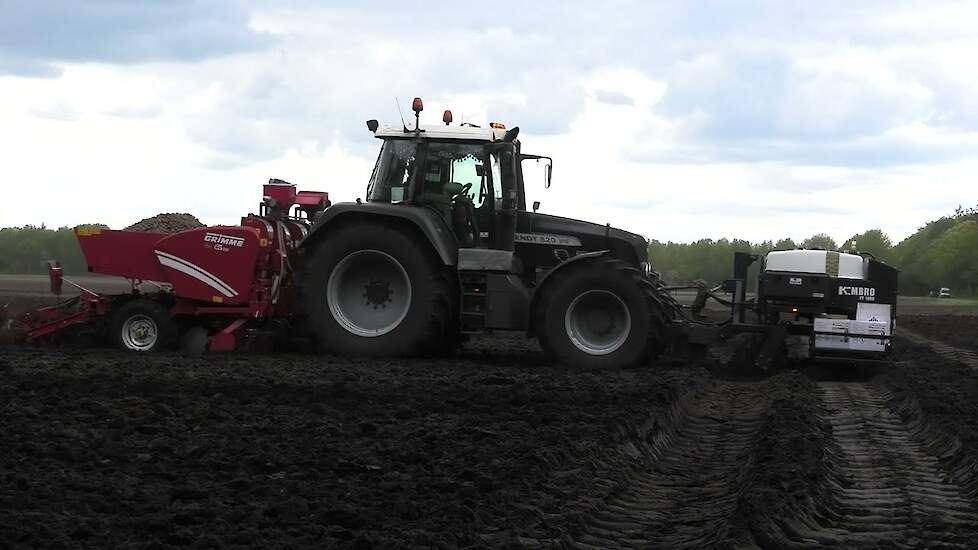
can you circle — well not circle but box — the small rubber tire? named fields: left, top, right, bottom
left=109, top=299, right=177, bottom=352
left=535, top=257, right=667, bottom=369
left=301, top=222, right=452, bottom=356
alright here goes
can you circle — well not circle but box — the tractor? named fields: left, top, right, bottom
left=297, top=98, right=677, bottom=368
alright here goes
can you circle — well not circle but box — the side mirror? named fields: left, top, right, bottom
left=532, top=201, right=541, bottom=213
left=545, top=163, right=552, bottom=188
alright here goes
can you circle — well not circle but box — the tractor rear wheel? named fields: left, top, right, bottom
left=109, top=299, right=177, bottom=352
left=302, top=222, right=453, bottom=356
left=535, top=257, right=669, bottom=369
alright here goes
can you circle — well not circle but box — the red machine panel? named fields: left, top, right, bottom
left=155, top=226, right=262, bottom=305
left=76, top=228, right=168, bottom=281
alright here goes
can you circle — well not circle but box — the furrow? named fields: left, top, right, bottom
left=896, top=327, right=978, bottom=369
left=566, top=382, right=770, bottom=549
left=794, top=382, right=978, bottom=548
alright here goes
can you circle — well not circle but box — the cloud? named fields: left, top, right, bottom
left=102, top=105, right=162, bottom=119
left=0, top=0, right=274, bottom=76
left=30, top=104, right=78, bottom=122
left=594, top=90, right=635, bottom=106
left=627, top=126, right=978, bottom=167
left=0, top=54, right=63, bottom=78
left=2, top=0, right=978, bottom=245
left=677, top=201, right=852, bottom=217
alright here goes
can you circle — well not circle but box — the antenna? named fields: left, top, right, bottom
left=394, top=97, right=408, bottom=132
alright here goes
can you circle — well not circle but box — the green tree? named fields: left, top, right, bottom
left=840, top=229, right=893, bottom=262
left=0, top=226, right=92, bottom=275
left=773, top=238, right=797, bottom=250
left=929, top=220, right=978, bottom=296
left=801, top=233, right=837, bottom=250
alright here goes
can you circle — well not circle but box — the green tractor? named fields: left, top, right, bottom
left=298, top=98, right=677, bottom=368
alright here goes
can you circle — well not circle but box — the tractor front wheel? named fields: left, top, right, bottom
left=535, top=257, right=668, bottom=369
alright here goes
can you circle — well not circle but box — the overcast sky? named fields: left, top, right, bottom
left=2, top=1, right=976, bottom=244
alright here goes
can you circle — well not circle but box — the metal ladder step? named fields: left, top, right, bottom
left=460, top=272, right=487, bottom=332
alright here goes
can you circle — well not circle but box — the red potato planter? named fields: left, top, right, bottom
left=2, top=180, right=329, bottom=353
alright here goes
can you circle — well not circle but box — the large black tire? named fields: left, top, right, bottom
left=535, top=257, right=670, bottom=369
left=301, top=222, right=454, bottom=356
left=108, top=299, right=177, bottom=352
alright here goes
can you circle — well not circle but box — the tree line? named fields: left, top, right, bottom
left=0, top=225, right=99, bottom=275
left=648, top=205, right=978, bottom=296
left=1, top=205, right=975, bottom=296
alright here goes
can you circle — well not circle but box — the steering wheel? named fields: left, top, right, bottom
left=451, top=182, right=473, bottom=201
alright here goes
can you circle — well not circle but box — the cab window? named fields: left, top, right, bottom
left=367, top=139, right=417, bottom=203
left=490, top=153, right=504, bottom=204
left=423, top=143, right=487, bottom=207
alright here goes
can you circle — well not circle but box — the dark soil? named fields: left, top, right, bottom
left=723, top=373, right=827, bottom=548
left=124, top=214, right=203, bottom=234
left=4, top=318, right=978, bottom=548
left=0, top=339, right=705, bottom=549
left=900, top=314, right=978, bottom=350
left=881, top=340, right=978, bottom=480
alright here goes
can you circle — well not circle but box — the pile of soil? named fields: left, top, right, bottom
left=0, top=337, right=704, bottom=549
left=124, top=213, right=203, bottom=234
left=900, top=314, right=978, bottom=350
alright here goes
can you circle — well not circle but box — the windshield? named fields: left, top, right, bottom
left=367, top=139, right=417, bottom=203
left=367, top=139, right=512, bottom=207
left=422, top=142, right=487, bottom=206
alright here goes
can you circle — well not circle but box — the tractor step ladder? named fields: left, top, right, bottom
left=460, top=272, right=488, bottom=333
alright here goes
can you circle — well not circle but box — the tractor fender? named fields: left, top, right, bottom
left=300, top=202, right=459, bottom=265
left=526, top=250, right=610, bottom=336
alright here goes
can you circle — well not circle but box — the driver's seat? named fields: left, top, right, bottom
left=444, top=182, right=479, bottom=248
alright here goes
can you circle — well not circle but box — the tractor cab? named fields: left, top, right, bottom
left=363, top=98, right=648, bottom=276
left=366, top=124, right=505, bottom=247
left=365, top=98, right=552, bottom=254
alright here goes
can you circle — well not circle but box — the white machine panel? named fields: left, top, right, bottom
left=856, top=303, right=892, bottom=327
left=813, top=317, right=890, bottom=352
left=765, top=250, right=866, bottom=279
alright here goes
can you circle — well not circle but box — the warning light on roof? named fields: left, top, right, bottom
left=443, top=110, right=452, bottom=125
left=489, top=122, right=506, bottom=129
left=412, top=97, right=423, bottom=113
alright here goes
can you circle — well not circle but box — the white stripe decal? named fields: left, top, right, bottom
left=155, top=251, right=238, bottom=297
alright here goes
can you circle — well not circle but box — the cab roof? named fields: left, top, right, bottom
left=373, top=123, right=508, bottom=142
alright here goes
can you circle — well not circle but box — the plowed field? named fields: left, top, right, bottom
left=3, top=286, right=978, bottom=548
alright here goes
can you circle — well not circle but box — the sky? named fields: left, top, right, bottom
left=1, top=0, right=976, bottom=244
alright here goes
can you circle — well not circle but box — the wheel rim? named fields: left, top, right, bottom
left=327, top=250, right=412, bottom=338
left=121, top=314, right=159, bottom=351
left=564, top=290, right=631, bottom=356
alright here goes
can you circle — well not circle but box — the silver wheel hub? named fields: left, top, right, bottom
left=121, top=314, right=159, bottom=351
left=564, top=290, right=631, bottom=355
left=327, top=250, right=412, bottom=337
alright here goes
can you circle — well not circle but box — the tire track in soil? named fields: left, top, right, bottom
left=804, top=382, right=978, bottom=548
left=896, top=327, right=978, bottom=369
left=567, top=382, right=771, bottom=549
